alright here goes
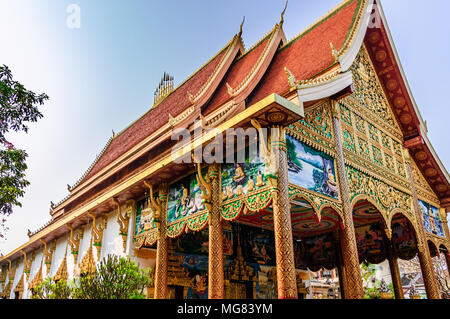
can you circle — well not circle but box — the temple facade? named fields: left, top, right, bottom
left=1, top=0, right=450, bottom=299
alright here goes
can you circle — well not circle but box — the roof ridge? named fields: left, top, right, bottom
left=104, top=33, right=240, bottom=141
left=66, top=33, right=242, bottom=195
left=281, top=0, right=357, bottom=51
left=237, top=24, right=278, bottom=61
left=227, top=24, right=282, bottom=96
left=151, top=33, right=240, bottom=110
left=68, top=135, right=115, bottom=192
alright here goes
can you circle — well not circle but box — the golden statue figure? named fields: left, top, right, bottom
left=247, top=176, right=255, bottom=192
left=234, top=163, right=246, bottom=183
left=195, top=161, right=212, bottom=212
left=256, top=170, right=265, bottom=188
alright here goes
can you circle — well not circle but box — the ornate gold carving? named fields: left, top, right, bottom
left=21, top=250, right=35, bottom=281
left=114, top=198, right=134, bottom=253
left=168, top=105, right=195, bottom=127
left=53, top=245, right=69, bottom=282
left=144, top=181, right=162, bottom=229
left=13, top=273, right=25, bottom=299
left=271, top=136, right=298, bottom=299
left=194, top=160, right=212, bottom=213
left=208, top=163, right=224, bottom=299
left=405, top=160, right=441, bottom=299
left=78, top=239, right=96, bottom=276
left=331, top=107, right=364, bottom=299
left=28, top=259, right=43, bottom=291
left=287, top=101, right=335, bottom=157
left=88, top=212, right=108, bottom=261
left=67, top=224, right=85, bottom=265
left=40, top=239, right=56, bottom=276
left=154, top=183, right=169, bottom=299
left=349, top=45, right=401, bottom=133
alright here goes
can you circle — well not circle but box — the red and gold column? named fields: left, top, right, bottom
left=383, top=229, right=404, bottom=299
left=271, top=126, right=298, bottom=299
left=403, top=150, right=440, bottom=299
left=154, top=184, right=169, bottom=299
left=333, top=229, right=348, bottom=299
left=331, top=100, right=364, bottom=299
left=208, top=163, right=224, bottom=299
left=440, top=209, right=450, bottom=277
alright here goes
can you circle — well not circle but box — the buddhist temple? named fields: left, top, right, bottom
left=1, top=0, right=449, bottom=300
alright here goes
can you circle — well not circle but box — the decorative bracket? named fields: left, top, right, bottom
left=114, top=197, right=133, bottom=253
left=88, top=212, right=108, bottom=261
left=144, top=181, right=162, bottom=229
left=66, top=224, right=85, bottom=265
left=39, top=239, right=55, bottom=276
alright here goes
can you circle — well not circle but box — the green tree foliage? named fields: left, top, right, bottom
left=31, top=277, right=74, bottom=299
left=0, top=64, right=48, bottom=239
left=74, top=254, right=151, bottom=299
left=30, top=255, right=152, bottom=299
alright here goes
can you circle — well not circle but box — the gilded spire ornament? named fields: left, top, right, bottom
left=238, top=16, right=245, bottom=37
left=280, top=0, right=288, bottom=25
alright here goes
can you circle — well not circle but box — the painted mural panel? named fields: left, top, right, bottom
left=135, top=197, right=156, bottom=237
left=167, top=172, right=205, bottom=224
left=419, top=200, right=444, bottom=237
left=355, top=223, right=386, bottom=264
left=221, top=145, right=267, bottom=201
left=294, top=233, right=336, bottom=271
left=391, top=220, right=417, bottom=260
left=171, top=230, right=209, bottom=299
left=226, top=223, right=277, bottom=299
left=286, top=135, right=338, bottom=199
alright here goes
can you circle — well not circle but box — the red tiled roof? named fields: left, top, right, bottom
left=248, top=0, right=359, bottom=105
left=81, top=46, right=230, bottom=182
left=76, top=0, right=360, bottom=187
left=204, top=35, right=272, bottom=114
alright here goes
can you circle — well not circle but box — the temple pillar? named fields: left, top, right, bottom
left=444, top=250, right=450, bottom=279
left=403, top=149, right=440, bottom=299
left=383, top=229, right=404, bottom=299
left=330, top=100, right=364, bottom=299
left=333, top=229, right=348, bottom=299
left=154, top=184, right=169, bottom=299
left=440, top=209, right=450, bottom=277
left=208, top=163, right=224, bottom=299
left=271, top=126, right=298, bottom=299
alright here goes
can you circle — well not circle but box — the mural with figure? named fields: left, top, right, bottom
left=167, top=172, right=205, bottom=224
left=221, top=144, right=267, bottom=201
left=355, top=223, right=386, bottom=264
left=391, top=220, right=417, bottom=260
left=135, top=196, right=156, bottom=237
left=294, top=233, right=336, bottom=271
left=286, top=135, right=338, bottom=199
left=172, top=230, right=209, bottom=299
left=419, top=200, right=444, bottom=237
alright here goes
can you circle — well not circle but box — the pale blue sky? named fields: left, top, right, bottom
left=0, top=0, right=449, bottom=255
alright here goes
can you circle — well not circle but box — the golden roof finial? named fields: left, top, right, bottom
left=238, top=16, right=245, bottom=37
left=280, top=0, right=288, bottom=25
